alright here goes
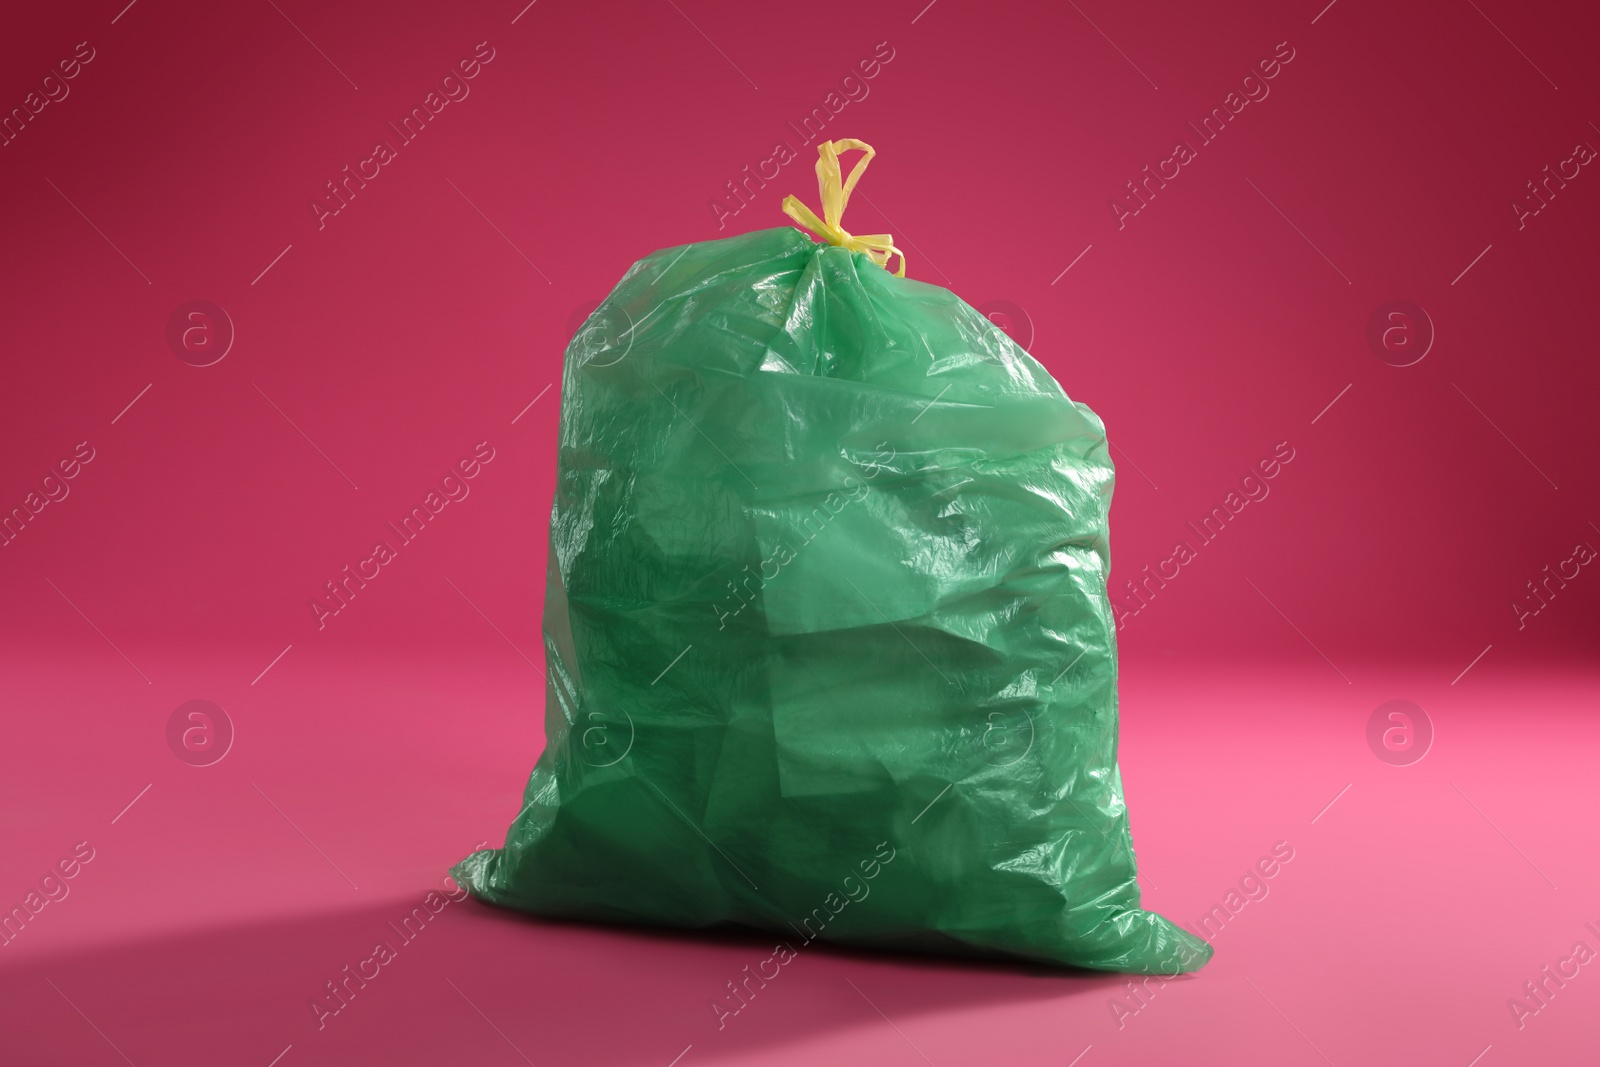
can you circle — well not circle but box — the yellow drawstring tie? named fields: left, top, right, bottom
left=781, top=138, right=906, bottom=278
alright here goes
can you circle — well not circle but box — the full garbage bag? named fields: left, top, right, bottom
left=453, top=140, right=1212, bottom=975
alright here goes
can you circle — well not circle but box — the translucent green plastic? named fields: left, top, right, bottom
left=452, top=227, right=1212, bottom=974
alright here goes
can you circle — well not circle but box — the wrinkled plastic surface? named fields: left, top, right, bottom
left=453, top=227, right=1212, bottom=974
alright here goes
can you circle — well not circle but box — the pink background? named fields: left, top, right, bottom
left=1, top=0, right=1595, bottom=1064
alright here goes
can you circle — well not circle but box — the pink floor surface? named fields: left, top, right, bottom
left=3, top=652, right=1595, bottom=1066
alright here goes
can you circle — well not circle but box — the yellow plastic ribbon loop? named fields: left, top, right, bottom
left=781, top=138, right=906, bottom=278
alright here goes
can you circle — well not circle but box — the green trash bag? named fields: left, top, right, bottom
left=453, top=139, right=1212, bottom=975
